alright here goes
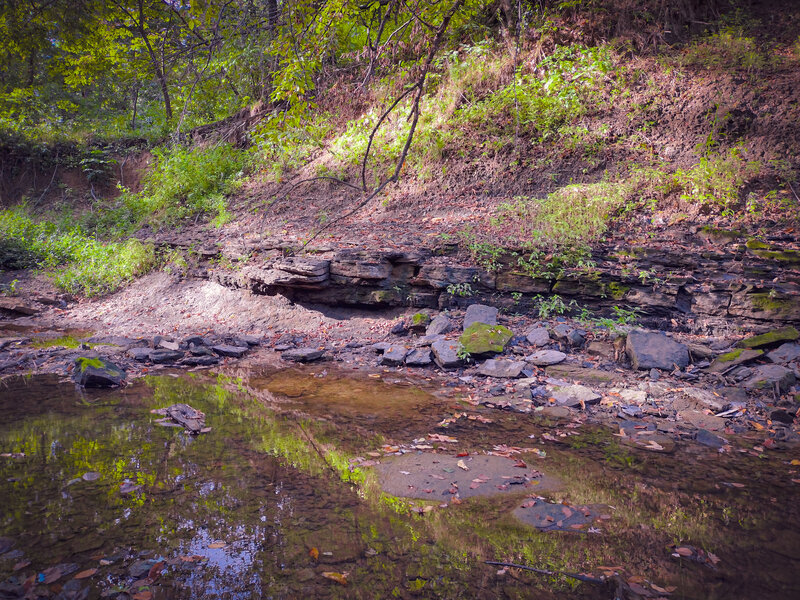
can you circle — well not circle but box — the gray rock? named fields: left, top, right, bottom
left=586, top=341, right=615, bottom=360
left=477, top=359, right=526, bottom=378
left=381, top=345, right=409, bottom=366
left=649, top=368, right=660, bottom=380
left=768, top=343, right=800, bottom=364
left=405, top=349, right=432, bottom=366
left=416, top=334, right=444, bottom=346
left=184, top=335, right=207, bottom=346
left=189, top=345, right=214, bottom=356
left=239, top=335, right=262, bottom=346
left=549, top=323, right=572, bottom=340
left=127, top=347, right=151, bottom=361
left=525, top=327, right=550, bottom=347
left=426, top=314, right=452, bottom=336
left=743, top=364, right=796, bottom=392
left=158, top=339, right=180, bottom=351
left=525, top=350, right=566, bottom=366
left=567, top=330, right=585, bottom=347
left=625, top=329, right=689, bottom=371
left=179, top=355, right=219, bottom=366
left=463, top=304, right=497, bottom=330
left=212, top=344, right=249, bottom=358
left=371, top=341, right=392, bottom=353
left=150, top=350, right=184, bottom=364
left=547, top=383, right=601, bottom=407
left=431, top=340, right=462, bottom=369
left=72, top=357, right=126, bottom=388
left=282, top=348, right=325, bottom=362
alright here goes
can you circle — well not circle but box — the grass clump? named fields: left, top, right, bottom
left=0, top=206, right=156, bottom=297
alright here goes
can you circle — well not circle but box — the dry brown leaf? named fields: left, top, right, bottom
left=73, top=569, right=97, bottom=580
left=321, top=571, right=349, bottom=585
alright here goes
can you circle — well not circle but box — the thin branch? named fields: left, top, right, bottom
left=360, top=82, right=419, bottom=191
left=483, top=561, right=606, bottom=584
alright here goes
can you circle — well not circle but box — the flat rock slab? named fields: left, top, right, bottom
left=526, top=327, right=551, bottom=347
left=743, top=364, right=796, bottom=392
left=212, top=344, right=249, bottom=358
left=405, top=348, right=432, bottom=366
left=707, top=348, right=763, bottom=372
left=478, top=359, right=525, bottom=378
left=544, top=364, right=615, bottom=384
left=431, top=340, right=462, bottom=369
left=679, top=409, right=726, bottom=432
left=768, top=343, right=800, bottom=364
left=282, top=347, right=325, bottom=362
left=381, top=345, right=409, bottom=366
left=626, top=330, right=689, bottom=371
left=526, top=350, right=566, bottom=366
left=736, top=326, right=799, bottom=349
left=538, top=406, right=572, bottom=419
left=514, top=500, right=605, bottom=532
left=374, top=454, right=560, bottom=500
left=463, top=304, right=498, bottom=329
left=547, top=383, right=601, bottom=407
left=128, top=347, right=151, bottom=361
left=150, top=349, right=184, bottom=364
left=179, top=355, right=219, bottom=366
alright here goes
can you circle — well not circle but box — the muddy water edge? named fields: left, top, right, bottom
left=1, top=368, right=799, bottom=599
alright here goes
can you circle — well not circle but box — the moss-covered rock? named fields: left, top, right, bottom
left=459, top=323, right=513, bottom=356
left=746, top=239, right=800, bottom=265
left=736, top=326, right=799, bottom=349
left=707, top=348, right=763, bottom=372
left=607, top=281, right=631, bottom=300
left=72, top=356, right=126, bottom=388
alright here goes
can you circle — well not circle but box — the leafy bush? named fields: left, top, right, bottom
left=681, top=31, right=766, bottom=72
left=673, top=146, right=761, bottom=212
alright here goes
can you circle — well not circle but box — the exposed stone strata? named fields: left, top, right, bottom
left=201, top=233, right=800, bottom=329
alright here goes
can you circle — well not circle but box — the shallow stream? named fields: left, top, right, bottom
left=1, top=368, right=799, bottom=599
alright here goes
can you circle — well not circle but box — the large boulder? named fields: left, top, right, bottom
left=459, top=323, right=513, bottom=356
left=625, top=330, right=689, bottom=371
left=463, top=304, right=498, bottom=330
left=72, top=357, right=126, bottom=388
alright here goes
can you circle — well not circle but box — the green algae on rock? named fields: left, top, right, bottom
left=735, top=326, right=800, bottom=349
left=458, top=322, right=513, bottom=356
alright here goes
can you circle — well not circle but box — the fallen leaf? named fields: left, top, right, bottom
left=675, top=547, right=693, bottom=557
left=309, top=547, right=319, bottom=560
left=208, top=541, right=227, bottom=549
left=132, top=592, right=152, bottom=600
left=73, top=569, right=97, bottom=579
left=147, top=561, right=164, bottom=580
left=321, top=571, right=348, bottom=585
left=42, top=566, right=63, bottom=584
left=456, top=459, right=469, bottom=471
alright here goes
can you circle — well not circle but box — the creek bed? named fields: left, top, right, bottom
left=0, top=370, right=799, bottom=599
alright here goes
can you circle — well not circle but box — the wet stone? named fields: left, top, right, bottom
left=179, top=355, right=219, bottom=367
left=514, top=500, right=602, bottom=532
left=525, top=350, right=566, bottom=366
left=212, top=344, right=249, bottom=358
left=72, top=357, right=126, bottom=388
left=539, top=406, right=572, bottom=419
left=525, top=327, right=550, bottom=347
left=696, top=429, right=726, bottom=448
left=150, top=350, right=184, bottom=364
left=381, top=345, right=408, bottom=366
left=479, top=395, right=533, bottom=413
left=282, top=348, right=325, bottom=362
left=463, top=304, right=498, bottom=329
left=477, top=359, right=525, bottom=378
left=189, top=345, right=214, bottom=356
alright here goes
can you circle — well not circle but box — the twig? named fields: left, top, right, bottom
left=484, top=561, right=606, bottom=584
left=786, top=180, right=800, bottom=204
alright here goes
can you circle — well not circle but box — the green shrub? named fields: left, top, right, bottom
left=673, top=146, right=761, bottom=212
left=681, top=31, right=767, bottom=72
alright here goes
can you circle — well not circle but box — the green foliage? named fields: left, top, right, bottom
left=445, top=282, right=474, bottom=297
left=0, top=205, right=156, bottom=296
left=533, top=294, right=577, bottom=319
left=115, top=143, right=248, bottom=230
left=673, top=146, right=761, bottom=214
left=251, top=109, right=331, bottom=182
left=681, top=31, right=767, bottom=72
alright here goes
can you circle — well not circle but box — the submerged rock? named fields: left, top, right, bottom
left=72, top=357, right=126, bottom=388
left=625, top=329, right=690, bottom=371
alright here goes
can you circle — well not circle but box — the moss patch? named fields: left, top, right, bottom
left=411, top=312, right=431, bottom=327
left=736, top=326, right=799, bottom=349
left=75, top=357, right=105, bottom=372
left=459, top=323, right=513, bottom=355
left=607, top=282, right=631, bottom=300
left=746, top=239, right=800, bottom=265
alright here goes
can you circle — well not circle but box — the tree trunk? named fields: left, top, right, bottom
left=137, top=0, right=172, bottom=119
